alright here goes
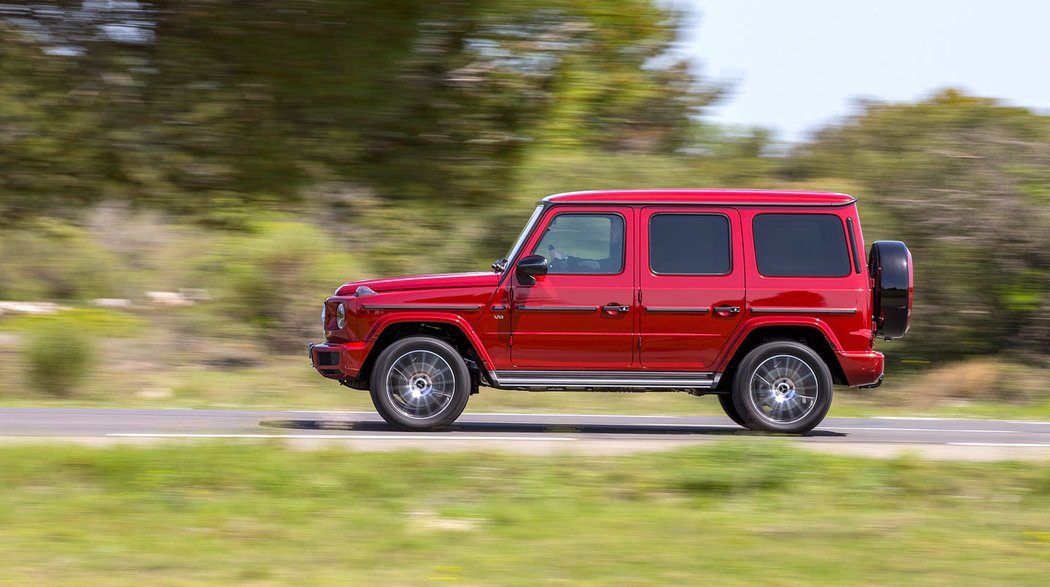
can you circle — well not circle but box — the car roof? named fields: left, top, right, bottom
left=541, top=189, right=856, bottom=207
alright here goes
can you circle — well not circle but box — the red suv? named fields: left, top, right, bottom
left=311, top=190, right=912, bottom=434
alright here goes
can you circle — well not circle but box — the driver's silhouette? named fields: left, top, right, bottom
left=548, top=220, right=623, bottom=273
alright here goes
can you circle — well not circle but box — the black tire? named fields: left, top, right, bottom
left=717, top=393, right=746, bottom=427
left=369, top=336, right=471, bottom=431
left=732, top=341, right=833, bottom=434
left=869, top=240, right=913, bottom=339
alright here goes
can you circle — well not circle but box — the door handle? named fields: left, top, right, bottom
left=713, top=305, right=741, bottom=316
left=602, top=304, right=630, bottom=313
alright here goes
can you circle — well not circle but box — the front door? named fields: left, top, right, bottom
left=510, top=206, right=636, bottom=369
left=638, top=207, right=745, bottom=370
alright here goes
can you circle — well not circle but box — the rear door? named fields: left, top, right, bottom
left=638, top=207, right=745, bottom=370
left=509, top=206, right=636, bottom=369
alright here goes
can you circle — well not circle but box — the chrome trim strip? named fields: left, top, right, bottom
left=497, top=380, right=715, bottom=387
left=492, top=370, right=717, bottom=389
left=750, top=307, right=857, bottom=315
left=361, top=304, right=482, bottom=312
left=494, top=370, right=716, bottom=379
left=515, top=305, right=598, bottom=312
left=643, top=306, right=710, bottom=313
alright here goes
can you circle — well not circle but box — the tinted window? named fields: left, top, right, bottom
left=649, top=214, right=731, bottom=275
left=753, top=214, right=850, bottom=277
left=532, top=213, right=624, bottom=274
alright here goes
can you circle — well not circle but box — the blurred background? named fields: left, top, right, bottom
left=1, top=0, right=1049, bottom=414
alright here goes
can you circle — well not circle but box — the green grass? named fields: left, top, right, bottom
left=0, top=442, right=1048, bottom=585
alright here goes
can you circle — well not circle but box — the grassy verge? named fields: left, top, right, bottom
left=1, top=442, right=1048, bottom=585
left=1, top=308, right=1049, bottom=419
left=3, top=351, right=1050, bottom=420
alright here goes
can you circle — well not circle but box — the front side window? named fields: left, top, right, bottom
left=532, top=213, right=624, bottom=274
left=753, top=213, right=850, bottom=277
left=649, top=214, right=731, bottom=275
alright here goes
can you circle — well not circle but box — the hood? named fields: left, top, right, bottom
left=335, top=272, right=499, bottom=296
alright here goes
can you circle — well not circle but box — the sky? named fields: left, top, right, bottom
left=680, top=0, right=1050, bottom=142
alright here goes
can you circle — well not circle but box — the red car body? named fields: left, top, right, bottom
left=310, top=189, right=912, bottom=432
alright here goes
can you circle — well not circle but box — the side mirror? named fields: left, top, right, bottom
left=516, top=254, right=548, bottom=285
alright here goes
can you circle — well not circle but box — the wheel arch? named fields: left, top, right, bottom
left=360, top=315, right=493, bottom=391
left=715, top=323, right=848, bottom=389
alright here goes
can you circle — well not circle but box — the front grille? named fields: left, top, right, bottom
left=317, top=351, right=339, bottom=366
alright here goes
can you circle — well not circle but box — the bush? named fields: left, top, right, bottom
left=0, top=220, right=126, bottom=301
left=23, top=322, right=94, bottom=397
left=194, top=219, right=360, bottom=350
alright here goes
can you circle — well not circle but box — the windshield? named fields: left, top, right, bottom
left=500, top=205, right=544, bottom=268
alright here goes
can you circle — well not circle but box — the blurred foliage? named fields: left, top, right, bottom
left=1, top=2, right=1049, bottom=369
left=194, top=219, right=361, bottom=350
left=23, top=320, right=94, bottom=396
left=0, top=220, right=125, bottom=300
left=0, top=308, right=145, bottom=337
left=788, top=90, right=1050, bottom=362
left=0, top=0, right=712, bottom=224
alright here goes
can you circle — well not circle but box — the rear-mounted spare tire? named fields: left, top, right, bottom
left=869, top=240, right=913, bottom=339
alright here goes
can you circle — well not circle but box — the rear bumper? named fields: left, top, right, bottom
left=309, top=341, right=369, bottom=379
left=836, top=350, right=885, bottom=388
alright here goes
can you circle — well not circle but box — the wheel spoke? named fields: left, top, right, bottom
left=386, top=349, right=457, bottom=420
left=747, top=354, right=820, bottom=425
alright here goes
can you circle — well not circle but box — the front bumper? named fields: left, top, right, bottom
left=836, top=350, right=885, bottom=388
left=309, top=341, right=369, bottom=379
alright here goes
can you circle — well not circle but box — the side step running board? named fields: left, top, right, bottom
left=491, top=370, right=719, bottom=391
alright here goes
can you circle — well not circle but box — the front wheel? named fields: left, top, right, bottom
left=732, top=341, right=833, bottom=434
left=369, top=336, right=471, bottom=431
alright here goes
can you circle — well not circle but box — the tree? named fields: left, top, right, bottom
left=788, top=89, right=1050, bottom=361
left=1, top=0, right=716, bottom=222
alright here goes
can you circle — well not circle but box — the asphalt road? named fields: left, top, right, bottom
left=2, top=408, right=1050, bottom=460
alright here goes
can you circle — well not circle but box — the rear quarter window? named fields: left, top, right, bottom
left=649, top=214, right=731, bottom=275
left=753, top=213, right=851, bottom=277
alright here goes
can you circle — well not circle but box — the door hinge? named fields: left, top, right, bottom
left=508, top=334, right=513, bottom=347
left=637, top=288, right=643, bottom=303
left=637, top=336, right=642, bottom=349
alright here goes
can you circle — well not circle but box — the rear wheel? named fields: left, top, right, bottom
left=717, top=393, right=746, bottom=427
left=369, top=336, right=471, bottom=431
left=732, top=341, right=833, bottom=434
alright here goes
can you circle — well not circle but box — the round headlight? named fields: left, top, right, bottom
left=336, top=303, right=347, bottom=329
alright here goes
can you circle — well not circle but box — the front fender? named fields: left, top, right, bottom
left=365, top=312, right=496, bottom=372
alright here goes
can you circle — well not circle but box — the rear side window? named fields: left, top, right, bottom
left=753, top=214, right=850, bottom=277
left=649, top=214, right=731, bottom=275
